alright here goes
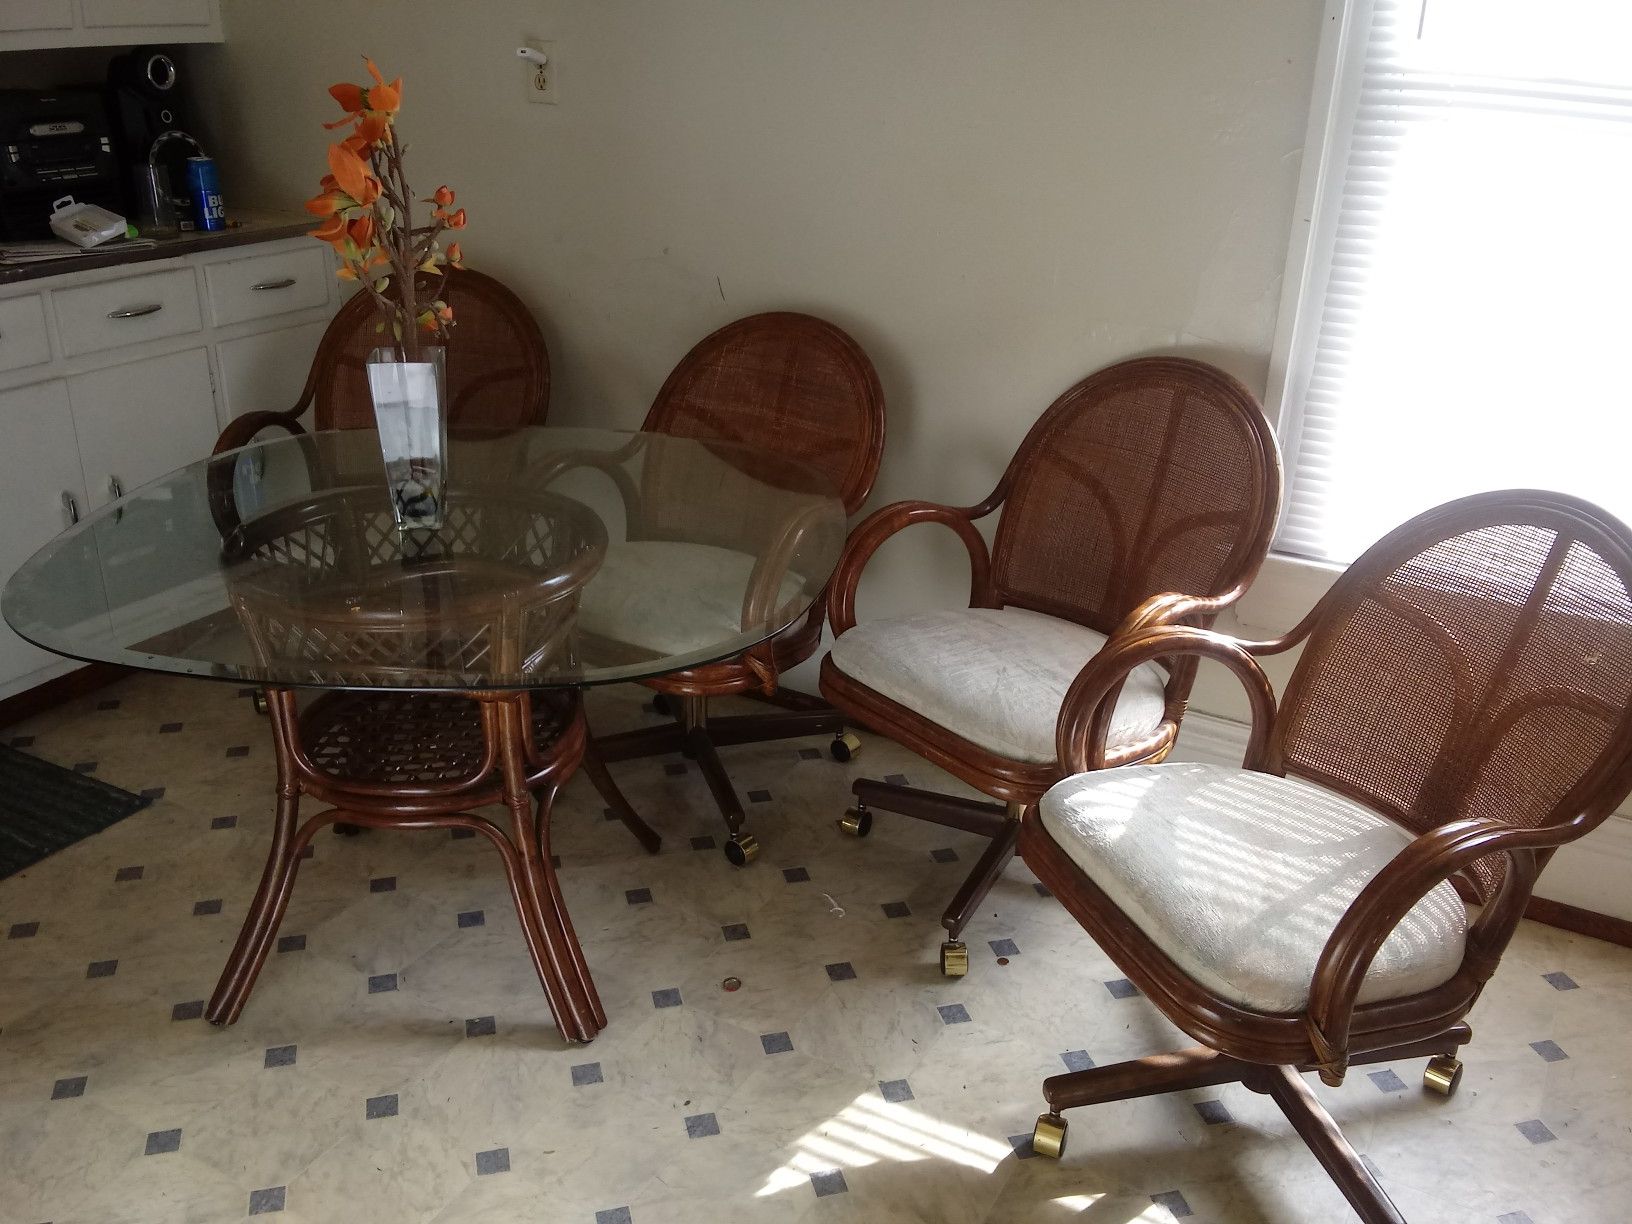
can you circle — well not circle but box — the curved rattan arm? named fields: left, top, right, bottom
left=1055, top=625, right=1279, bottom=773
left=205, top=417, right=320, bottom=541
left=529, top=437, right=647, bottom=527
left=826, top=493, right=1004, bottom=637
left=1302, top=815, right=1592, bottom=1084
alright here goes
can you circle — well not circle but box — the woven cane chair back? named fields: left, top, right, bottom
left=639, top=312, right=885, bottom=554
left=227, top=489, right=605, bottom=685
left=990, top=357, right=1280, bottom=636
left=313, top=268, right=550, bottom=433
left=1273, top=490, right=1632, bottom=902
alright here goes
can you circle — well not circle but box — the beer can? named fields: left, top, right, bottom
left=185, top=156, right=226, bottom=232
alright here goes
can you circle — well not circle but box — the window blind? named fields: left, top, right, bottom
left=1276, top=0, right=1632, bottom=563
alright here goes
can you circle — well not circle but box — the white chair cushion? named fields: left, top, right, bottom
left=826, top=606, right=1168, bottom=763
left=577, top=540, right=805, bottom=657
left=1038, top=763, right=1469, bottom=1014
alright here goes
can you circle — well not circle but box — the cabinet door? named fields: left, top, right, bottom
left=78, top=0, right=213, bottom=28
left=214, top=320, right=325, bottom=431
left=0, top=380, right=88, bottom=684
left=0, top=1, right=73, bottom=32
left=68, top=347, right=217, bottom=511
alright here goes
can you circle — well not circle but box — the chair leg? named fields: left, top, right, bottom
left=850, top=779, right=1010, bottom=837
left=703, top=708, right=843, bottom=747
left=683, top=722, right=759, bottom=866
left=579, top=719, right=662, bottom=854
left=1253, top=1064, right=1407, bottom=1224
left=933, top=803, right=1023, bottom=975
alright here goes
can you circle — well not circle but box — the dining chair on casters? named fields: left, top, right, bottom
left=819, top=357, right=1282, bottom=974
left=1021, top=490, right=1632, bottom=1223
left=578, top=311, right=886, bottom=866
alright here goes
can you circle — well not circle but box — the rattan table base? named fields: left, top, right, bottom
left=206, top=686, right=609, bottom=1042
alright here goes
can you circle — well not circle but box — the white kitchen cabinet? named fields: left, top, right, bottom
left=0, top=380, right=88, bottom=683
left=0, top=0, right=219, bottom=49
left=213, top=318, right=325, bottom=430
left=0, top=231, right=338, bottom=699
left=69, top=346, right=217, bottom=510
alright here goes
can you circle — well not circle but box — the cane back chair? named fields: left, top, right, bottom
left=1021, top=489, right=1632, bottom=1223
left=579, top=311, right=886, bottom=865
left=819, top=356, right=1281, bottom=974
left=211, top=485, right=626, bottom=1042
left=212, top=266, right=550, bottom=454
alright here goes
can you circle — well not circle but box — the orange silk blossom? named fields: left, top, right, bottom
left=306, top=56, right=464, bottom=355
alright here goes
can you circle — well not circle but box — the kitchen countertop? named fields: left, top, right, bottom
left=0, top=207, right=314, bottom=286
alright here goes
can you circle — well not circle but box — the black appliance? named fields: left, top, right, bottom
left=0, top=90, right=121, bottom=240
left=105, top=47, right=199, bottom=219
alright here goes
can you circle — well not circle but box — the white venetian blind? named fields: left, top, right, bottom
left=1278, top=0, right=1632, bottom=563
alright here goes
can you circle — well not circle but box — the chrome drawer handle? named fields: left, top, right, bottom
left=61, top=490, right=79, bottom=526
left=108, top=475, right=123, bottom=500
left=251, top=277, right=297, bottom=291
left=107, top=303, right=163, bottom=319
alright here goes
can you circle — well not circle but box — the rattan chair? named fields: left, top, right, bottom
left=1020, top=489, right=1632, bottom=1223
left=819, top=356, right=1282, bottom=973
left=212, top=266, right=550, bottom=453
left=580, top=311, right=886, bottom=865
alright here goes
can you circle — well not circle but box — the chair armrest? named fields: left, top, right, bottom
left=531, top=436, right=647, bottom=523
left=1055, top=625, right=1279, bottom=773
left=1302, top=814, right=1595, bottom=1084
left=211, top=410, right=307, bottom=457
left=826, top=497, right=1001, bottom=637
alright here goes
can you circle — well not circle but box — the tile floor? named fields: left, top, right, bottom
left=1, top=675, right=1629, bottom=1223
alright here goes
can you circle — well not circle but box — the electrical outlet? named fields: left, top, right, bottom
left=524, top=40, right=556, bottom=105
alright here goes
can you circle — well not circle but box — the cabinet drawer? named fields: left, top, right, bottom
left=53, top=267, right=202, bottom=358
left=205, top=245, right=331, bottom=328
left=0, top=295, right=52, bottom=373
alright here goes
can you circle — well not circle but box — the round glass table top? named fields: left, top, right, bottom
left=1, top=427, right=847, bottom=691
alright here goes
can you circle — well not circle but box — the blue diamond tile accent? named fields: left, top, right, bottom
left=1368, top=1069, right=1407, bottom=1093
left=1060, top=1050, right=1095, bottom=1073
left=139, top=786, right=165, bottom=801
left=458, top=910, right=485, bottom=928
left=51, top=1076, right=86, bottom=1100
left=1151, top=1190, right=1193, bottom=1218
left=1498, top=1213, right=1536, bottom=1224
left=652, top=988, right=682, bottom=1008
left=465, top=1016, right=496, bottom=1038
left=9, top=921, right=39, bottom=939
left=193, top=898, right=222, bottom=916
left=938, top=1003, right=971, bottom=1025
left=760, top=1031, right=794, bottom=1055
left=277, top=934, right=305, bottom=953
left=114, top=865, right=143, bottom=882
left=248, top=1186, right=285, bottom=1214
left=225, top=745, right=250, bottom=758
left=86, top=959, right=117, bottom=979
left=368, top=973, right=398, bottom=994
left=930, top=847, right=959, bottom=863
left=1530, top=1039, right=1568, bottom=1063
left=690, top=835, right=716, bottom=850
left=1194, top=1100, right=1231, bottom=1125
left=1007, top=1133, right=1037, bottom=1158
left=883, top=773, right=909, bottom=786
left=798, top=748, right=822, bottom=760
left=684, top=1112, right=720, bottom=1138
left=881, top=901, right=911, bottom=919
left=366, top=1094, right=398, bottom=1119
left=475, top=1147, right=510, bottom=1175
left=722, top=923, right=751, bottom=941
left=825, top=962, right=856, bottom=982
left=810, top=1168, right=848, bottom=1197
left=159, top=722, right=182, bottom=733
left=1542, top=971, right=1578, bottom=991
left=571, top=1062, right=603, bottom=1086
left=625, top=888, right=653, bottom=905
left=879, top=1079, right=913, bottom=1102
left=1516, top=1119, right=1556, bottom=1144
left=211, top=815, right=236, bottom=830
left=1105, top=978, right=1139, bottom=999
left=450, top=827, right=476, bottom=840
left=989, top=938, right=1019, bottom=957
left=783, top=866, right=810, bottom=882
left=369, top=876, right=396, bottom=893
left=595, top=1209, right=633, bottom=1224
left=171, top=1000, right=204, bottom=1021
left=145, top=1128, right=182, bottom=1155
left=264, top=1044, right=296, bottom=1068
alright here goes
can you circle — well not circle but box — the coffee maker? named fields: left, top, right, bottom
left=106, top=47, right=207, bottom=232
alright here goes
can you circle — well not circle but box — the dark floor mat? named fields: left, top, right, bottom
left=0, top=745, right=151, bottom=878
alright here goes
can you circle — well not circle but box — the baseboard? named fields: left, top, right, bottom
left=1174, top=711, right=1632, bottom=948
left=0, top=663, right=130, bottom=730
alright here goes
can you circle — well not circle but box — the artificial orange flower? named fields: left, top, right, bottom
left=346, top=214, right=374, bottom=248
left=446, top=242, right=462, bottom=267
left=445, top=208, right=467, bottom=229
left=433, top=185, right=454, bottom=207
left=309, top=213, right=346, bottom=245
left=327, top=142, right=370, bottom=199
left=304, top=190, right=342, bottom=217
left=328, top=81, right=365, bottom=115
left=353, top=113, right=390, bottom=146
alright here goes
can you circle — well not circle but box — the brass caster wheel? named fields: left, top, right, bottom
left=724, top=832, right=760, bottom=867
left=830, top=731, right=862, bottom=762
left=1423, top=1054, right=1463, bottom=1097
left=648, top=694, right=673, bottom=717
left=940, top=940, right=969, bottom=977
left=1032, top=1112, right=1068, bottom=1160
left=252, top=690, right=269, bottom=716
left=837, top=804, right=873, bottom=837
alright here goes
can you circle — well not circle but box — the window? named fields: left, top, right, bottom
left=1270, top=0, right=1632, bottom=564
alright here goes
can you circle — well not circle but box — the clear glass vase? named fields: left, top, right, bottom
left=366, top=345, right=448, bottom=532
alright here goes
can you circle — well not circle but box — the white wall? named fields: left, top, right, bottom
left=194, top=0, right=1325, bottom=693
